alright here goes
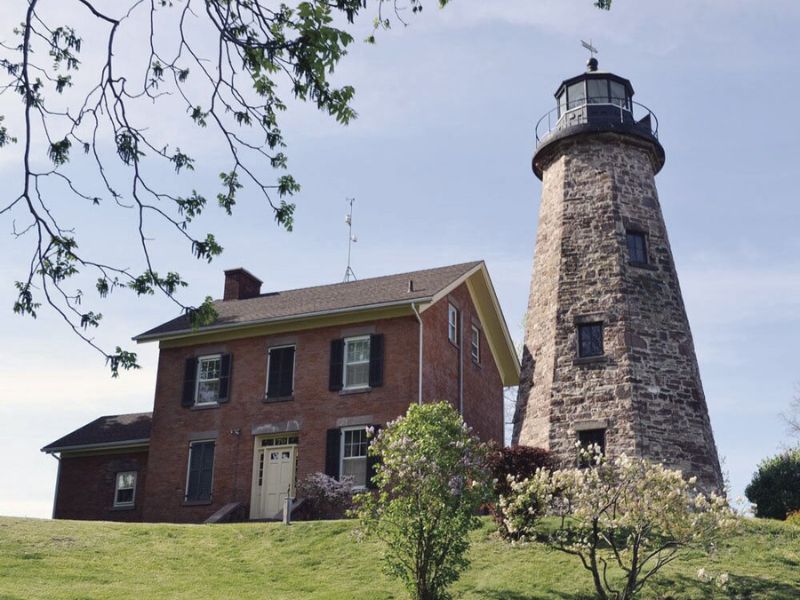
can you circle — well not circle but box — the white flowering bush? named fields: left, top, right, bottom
left=352, top=402, right=492, bottom=600
left=500, top=445, right=736, bottom=600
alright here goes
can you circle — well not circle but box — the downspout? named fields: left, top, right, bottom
left=411, top=303, right=423, bottom=405
left=50, top=453, right=61, bottom=519
left=459, top=310, right=464, bottom=416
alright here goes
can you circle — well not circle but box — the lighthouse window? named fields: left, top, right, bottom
left=577, top=323, right=604, bottom=358
left=610, top=81, right=628, bottom=108
left=587, top=79, right=609, bottom=104
left=567, top=82, right=585, bottom=110
left=577, top=428, right=606, bottom=467
left=626, top=231, right=648, bottom=265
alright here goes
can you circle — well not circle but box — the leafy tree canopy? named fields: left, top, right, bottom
left=1, top=0, right=610, bottom=375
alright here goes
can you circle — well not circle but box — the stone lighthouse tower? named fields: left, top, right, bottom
left=512, top=58, right=723, bottom=490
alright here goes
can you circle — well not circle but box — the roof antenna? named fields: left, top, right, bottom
left=343, top=197, right=358, bottom=282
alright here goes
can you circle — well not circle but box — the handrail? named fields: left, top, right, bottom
left=535, top=100, right=659, bottom=144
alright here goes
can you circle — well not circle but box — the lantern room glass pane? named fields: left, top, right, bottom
left=587, top=79, right=609, bottom=104
left=567, top=82, right=585, bottom=109
left=558, top=91, right=567, bottom=117
left=610, top=81, right=627, bottom=108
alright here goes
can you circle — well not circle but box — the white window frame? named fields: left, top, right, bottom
left=448, top=303, right=459, bottom=344
left=195, top=354, right=222, bottom=405
left=471, top=325, right=480, bottom=363
left=113, top=471, right=137, bottom=508
left=265, top=344, right=296, bottom=398
left=340, top=426, right=369, bottom=490
left=343, top=335, right=371, bottom=390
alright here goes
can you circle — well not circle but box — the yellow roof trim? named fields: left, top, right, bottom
left=463, top=266, right=521, bottom=386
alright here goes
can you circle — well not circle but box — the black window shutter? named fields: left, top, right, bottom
left=369, top=334, right=384, bottom=388
left=280, top=347, right=295, bottom=397
left=267, top=348, right=282, bottom=398
left=366, top=424, right=382, bottom=490
left=325, top=428, right=341, bottom=479
left=329, top=339, right=344, bottom=392
left=181, top=358, right=197, bottom=407
left=218, top=353, right=232, bottom=403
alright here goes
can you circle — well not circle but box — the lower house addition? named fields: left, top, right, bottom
left=43, top=261, right=519, bottom=523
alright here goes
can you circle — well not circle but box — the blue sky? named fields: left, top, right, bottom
left=1, top=0, right=799, bottom=517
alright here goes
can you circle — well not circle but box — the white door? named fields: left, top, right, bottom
left=251, top=445, right=296, bottom=519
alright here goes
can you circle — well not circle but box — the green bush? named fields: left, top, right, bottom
left=745, top=448, right=800, bottom=520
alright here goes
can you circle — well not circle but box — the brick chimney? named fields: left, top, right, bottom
left=223, top=268, right=263, bottom=301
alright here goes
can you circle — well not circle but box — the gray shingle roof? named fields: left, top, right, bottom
left=135, top=261, right=483, bottom=341
left=41, top=412, right=152, bottom=453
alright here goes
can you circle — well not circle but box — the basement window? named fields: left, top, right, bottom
left=114, top=471, right=137, bottom=507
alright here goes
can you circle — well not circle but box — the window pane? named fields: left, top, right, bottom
left=587, top=79, right=608, bottom=103
left=116, top=488, right=134, bottom=504
left=199, top=358, right=221, bottom=380
left=558, top=91, right=567, bottom=116
left=578, top=323, right=604, bottom=358
left=567, top=82, right=585, bottom=109
left=342, top=457, right=367, bottom=487
left=346, top=339, right=370, bottom=363
left=610, top=81, right=627, bottom=107
left=626, top=232, right=647, bottom=265
left=196, top=380, right=219, bottom=404
left=346, top=363, right=369, bottom=387
left=117, top=472, right=135, bottom=489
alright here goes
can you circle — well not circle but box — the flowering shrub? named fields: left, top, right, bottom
left=486, top=444, right=551, bottom=538
left=499, top=446, right=736, bottom=600
left=295, top=472, right=355, bottom=520
left=745, top=447, right=800, bottom=520
left=352, top=402, right=492, bottom=600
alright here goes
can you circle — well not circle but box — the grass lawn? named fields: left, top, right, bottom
left=0, top=516, right=797, bottom=599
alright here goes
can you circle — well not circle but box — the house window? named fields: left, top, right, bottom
left=448, top=303, right=459, bottom=345
left=185, top=441, right=215, bottom=502
left=266, top=345, right=295, bottom=399
left=471, top=325, right=480, bottom=363
left=577, top=428, right=606, bottom=467
left=577, top=323, right=604, bottom=358
left=114, top=471, right=137, bottom=507
left=340, top=427, right=369, bottom=488
left=195, top=355, right=222, bottom=405
left=343, top=336, right=371, bottom=390
left=626, top=231, right=648, bottom=265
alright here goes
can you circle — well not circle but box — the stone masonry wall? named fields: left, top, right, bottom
left=514, top=133, right=723, bottom=491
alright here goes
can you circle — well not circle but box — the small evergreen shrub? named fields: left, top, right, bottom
left=745, top=448, right=800, bottom=520
left=295, top=472, right=355, bottom=520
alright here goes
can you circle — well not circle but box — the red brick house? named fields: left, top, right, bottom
left=42, top=261, right=519, bottom=522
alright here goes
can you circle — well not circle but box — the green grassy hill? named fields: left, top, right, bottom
left=0, top=516, right=797, bottom=599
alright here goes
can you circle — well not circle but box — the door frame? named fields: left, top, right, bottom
left=249, top=434, right=298, bottom=519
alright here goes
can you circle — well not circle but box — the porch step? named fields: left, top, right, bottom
left=205, top=502, right=246, bottom=524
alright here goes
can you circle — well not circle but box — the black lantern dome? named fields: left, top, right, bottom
left=532, top=60, right=664, bottom=179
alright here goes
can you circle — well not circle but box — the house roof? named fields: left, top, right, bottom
left=134, top=261, right=484, bottom=341
left=41, top=412, right=152, bottom=454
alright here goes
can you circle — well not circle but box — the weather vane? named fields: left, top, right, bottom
left=343, top=198, right=358, bottom=282
left=581, top=39, right=598, bottom=58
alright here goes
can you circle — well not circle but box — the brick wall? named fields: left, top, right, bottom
left=141, top=283, right=505, bottom=523
left=54, top=449, right=148, bottom=521
left=422, top=284, right=504, bottom=445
